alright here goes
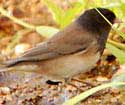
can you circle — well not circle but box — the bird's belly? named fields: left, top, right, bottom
left=41, top=52, right=100, bottom=81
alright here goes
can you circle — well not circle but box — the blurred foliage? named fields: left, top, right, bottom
left=106, top=43, right=125, bottom=64
left=44, top=0, right=84, bottom=29
left=6, top=29, right=31, bottom=50
left=36, top=26, right=59, bottom=38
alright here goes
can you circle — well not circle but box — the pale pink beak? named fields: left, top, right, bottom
left=114, top=18, right=123, bottom=24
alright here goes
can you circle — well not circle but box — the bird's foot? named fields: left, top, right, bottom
left=71, top=78, right=95, bottom=87
left=64, top=78, right=84, bottom=92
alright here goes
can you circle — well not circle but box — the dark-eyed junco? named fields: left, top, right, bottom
left=0, top=8, right=116, bottom=82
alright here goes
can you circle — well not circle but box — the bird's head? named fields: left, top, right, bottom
left=77, top=8, right=116, bottom=34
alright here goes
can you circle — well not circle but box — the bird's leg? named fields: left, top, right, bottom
left=72, top=78, right=95, bottom=87
left=64, top=78, right=83, bottom=92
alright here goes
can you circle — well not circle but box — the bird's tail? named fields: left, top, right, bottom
left=0, top=67, right=12, bottom=72
left=0, top=62, right=41, bottom=73
left=0, top=63, right=12, bottom=72
left=0, top=64, right=39, bottom=86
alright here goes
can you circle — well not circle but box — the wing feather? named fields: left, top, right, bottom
left=4, top=21, right=95, bottom=67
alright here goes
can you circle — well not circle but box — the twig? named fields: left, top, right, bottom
left=0, top=7, right=36, bottom=30
left=108, top=39, right=125, bottom=50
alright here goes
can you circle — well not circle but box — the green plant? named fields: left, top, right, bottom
left=44, top=0, right=84, bottom=29
left=62, top=82, right=125, bottom=105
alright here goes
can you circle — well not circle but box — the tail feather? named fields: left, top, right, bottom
left=0, top=57, right=42, bottom=73
left=0, top=60, right=16, bottom=72
left=1, top=57, right=31, bottom=67
left=0, top=66, right=13, bottom=72
left=0, top=63, right=41, bottom=73
left=2, top=58, right=22, bottom=67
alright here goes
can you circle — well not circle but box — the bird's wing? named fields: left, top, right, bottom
left=4, top=22, right=95, bottom=67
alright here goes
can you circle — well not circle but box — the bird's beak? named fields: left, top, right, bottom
left=114, top=18, right=123, bottom=24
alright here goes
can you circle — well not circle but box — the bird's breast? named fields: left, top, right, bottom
left=40, top=51, right=100, bottom=81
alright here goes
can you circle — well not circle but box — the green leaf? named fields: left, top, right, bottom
left=61, top=2, right=84, bottom=28
left=106, top=43, right=125, bottom=64
left=62, top=82, right=125, bottom=105
left=121, top=3, right=125, bottom=14
left=44, top=0, right=85, bottom=29
left=44, top=0, right=64, bottom=25
left=112, top=73, right=125, bottom=90
left=36, top=26, right=59, bottom=38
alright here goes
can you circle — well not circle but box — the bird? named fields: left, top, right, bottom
left=0, top=8, right=116, bottom=83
